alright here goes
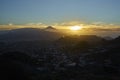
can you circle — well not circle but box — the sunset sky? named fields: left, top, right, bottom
left=0, top=0, right=120, bottom=25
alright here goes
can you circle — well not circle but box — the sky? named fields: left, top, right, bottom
left=0, top=0, right=120, bottom=25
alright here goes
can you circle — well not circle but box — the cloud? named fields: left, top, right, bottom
left=52, top=21, right=85, bottom=29
left=51, top=21, right=120, bottom=31
left=0, top=21, right=120, bottom=32
left=61, top=21, right=84, bottom=26
left=0, top=22, right=47, bottom=30
left=8, top=23, right=13, bottom=26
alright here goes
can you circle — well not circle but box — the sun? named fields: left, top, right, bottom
left=70, top=26, right=82, bottom=31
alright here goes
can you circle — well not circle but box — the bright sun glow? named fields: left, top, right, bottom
left=70, top=26, right=82, bottom=31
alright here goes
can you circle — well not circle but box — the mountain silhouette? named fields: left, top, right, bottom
left=45, top=26, right=56, bottom=30
left=114, top=36, right=120, bottom=42
left=57, top=35, right=106, bottom=46
left=0, top=28, right=62, bottom=42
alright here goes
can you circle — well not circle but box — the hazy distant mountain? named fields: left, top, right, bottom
left=57, top=35, right=106, bottom=46
left=114, top=36, right=120, bottom=41
left=0, top=28, right=62, bottom=42
left=103, top=36, right=113, bottom=40
left=45, top=26, right=56, bottom=30
left=111, top=36, right=120, bottom=45
left=78, top=35, right=106, bottom=43
left=44, top=26, right=57, bottom=32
